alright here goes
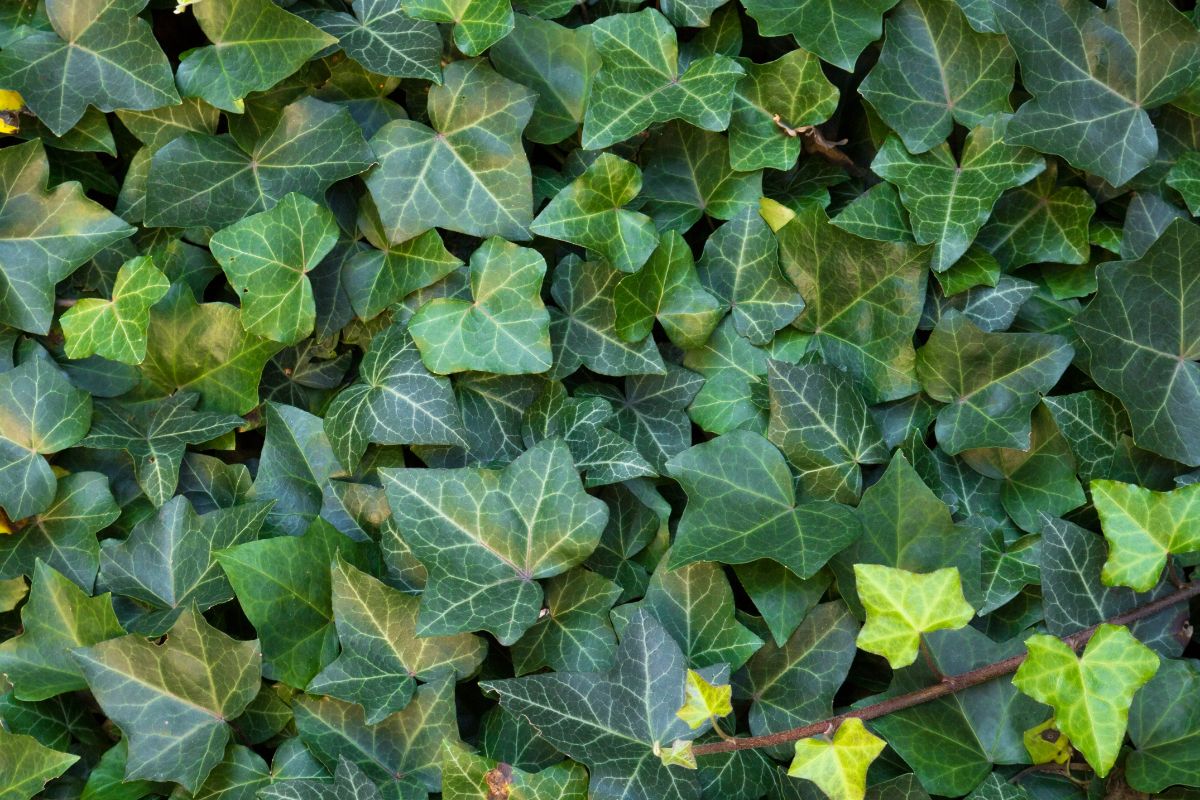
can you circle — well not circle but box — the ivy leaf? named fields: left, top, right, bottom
left=697, top=208, right=805, bottom=345
left=677, top=669, right=733, bottom=729
left=307, top=556, right=486, bottom=724
left=146, top=97, right=372, bottom=229
left=582, top=9, right=743, bottom=150
left=614, top=231, right=724, bottom=351
left=482, top=610, right=718, bottom=800
left=0, top=351, right=92, bottom=521
left=367, top=60, right=535, bottom=243
left=74, top=606, right=261, bottom=792
left=767, top=359, right=889, bottom=504
left=1091, top=480, right=1200, bottom=592
left=177, top=0, right=335, bottom=113
left=511, top=567, right=621, bottom=674
left=0, top=472, right=119, bottom=591
left=872, top=119, right=1044, bottom=271
left=1167, top=150, right=1200, bottom=215
left=550, top=256, right=666, bottom=378
left=441, top=741, right=589, bottom=800
left=324, top=322, right=465, bottom=471
left=1073, top=218, right=1200, bottom=466
left=729, top=50, right=839, bottom=172
left=253, top=403, right=343, bottom=536
left=918, top=311, right=1074, bottom=453
left=343, top=211, right=462, bottom=322
left=260, top=756, right=384, bottom=800
left=853, top=565, right=975, bottom=668
left=740, top=0, right=899, bottom=70
left=735, top=601, right=859, bottom=741
left=0, top=140, right=134, bottom=334
left=209, top=193, right=339, bottom=345
left=787, top=718, right=887, bottom=800
left=778, top=206, right=929, bottom=403
left=612, top=557, right=763, bottom=671
left=489, top=14, right=599, bottom=145
left=1013, top=624, right=1160, bottom=777
left=380, top=437, right=608, bottom=644
left=665, top=430, right=862, bottom=578
left=314, top=0, right=441, bottom=81
left=531, top=153, right=658, bottom=274
left=402, top=0, right=512, bottom=56
left=409, top=238, right=551, bottom=375
left=975, top=165, right=1094, bottom=269
left=0, top=0, right=177, bottom=136
left=96, top=495, right=271, bottom=636
left=521, top=381, right=655, bottom=487
left=80, top=394, right=244, bottom=507
left=60, top=256, right=169, bottom=364
left=294, top=675, right=460, bottom=796
left=1126, top=658, right=1200, bottom=793
left=638, top=123, right=762, bottom=231
left=0, top=729, right=78, bottom=800
left=992, top=0, right=1200, bottom=186
left=0, top=561, right=123, bottom=701
left=860, top=0, right=1015, bottom=154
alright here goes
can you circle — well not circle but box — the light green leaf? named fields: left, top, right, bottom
left=697, top=208, right=805, bottom=345
left=767, top=359, right=889, bottom=504
left=0, top=351, right=92, bottom=521
left=177, top=0, right=336, bottom=113
left=441, top=741, right=589, bottom=800
left=665, top=430, right=862, bottom=578
left=483, top=610, right=716, bottom=800
left=314, top=0, right=441, bottom=81
left=860, top=0, right=1014, bottom=153
left=918, top=311, right=1074, bottom=453
left=614, top=231, right=724, bottom=351
left=146, top=97, right=372, bottom=229
left=366, top=60, right=535, bottom=243
left=294, top=675, right=460, bottom=797
left=511, top=567, right=621, bottom=674
left=1073, top=218, right=1200, bottom=466
left=740, top=0, right=900, bottom=70
left=324, top=322, right=464, bottom=470
left=217, top=520, right=372, bottom=689
left=0, top=729, right=78, bottom=800
left=582, top=9, right=743, bottom=150
left=409, top=238, right=551, bottom=376
left=489, top=14, right=599, bottom=144
left=0, top=140, right=134, bottom=334
left=209, top=193, right=338, bottom=345
left=975, top=165, right=1094, bottom=269
left=96, top=495, right=270, bottom=636
left=74, top=606, right=261, bottom=792
left=307, top=557, right=486, bottom=724
left=61, top=256, right=169, bottom=364
left=550, top=256, right=666, bottom=378
left=1012, top=624, right=1159, bottom=777
left=729, top=50, right=838, bottom=172
left=853, top=564, right=975, bottom=668
left=787, top=718, right=887, bottom=800
left=380, top=437, right=608, bottom=644
left=80, top=393, right=244, bottom=507
left=402, top=0, right=512, bottom=55
left=532, top=154, right=658, bottom=273
left=613, top=557, right=763, bottom=671
left=992, top=0, right=1200, bottom=186
left=778, top=206, right=930, bottom=403
left=0, top=0, right=178, bottom=136
left=639, top=122, right=762, bottom=232
left=873, top=119, right=1044, bottom=271
left=139, top=287, right=284, bottom=415
left=0, top=561, right=123, bottom=701
left=1091, top=480, right=1200, bottom=592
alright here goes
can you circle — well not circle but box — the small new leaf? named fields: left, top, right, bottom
left=676, top=669, right=733, bottom=729
left=787, top=718, right=887, bottom=800
left=853, top=564, right=975, bottom=668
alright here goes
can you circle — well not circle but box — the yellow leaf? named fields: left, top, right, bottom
left=759, top=197, right=795, bottom=232
left=788, top=718, right=886, bottom=800
left=854, top=564, right=975, bottom=668
left=1023, top=717, right=1072, bottom=765
left=676, top=669, right=732, bottom=729
left=656, top=739, right=697, bottom=770
left=0, top=90, right=23, bottom=134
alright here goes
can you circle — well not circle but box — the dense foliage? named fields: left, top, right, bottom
left=1, top=0, right=1199, bottom=798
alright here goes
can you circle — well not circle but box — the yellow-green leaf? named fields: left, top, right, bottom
left=853, top=564, right=975, bottom=668
left=675, top=669, right=732, bottom=729
left=1092, top=479, right=1200, bottom=592
left=787, top=718, right=886, bottom=800
left=61, top=255, right=169, bottom=364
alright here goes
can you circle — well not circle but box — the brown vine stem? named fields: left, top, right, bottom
left=693, top=581, right=1200, bottom=757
